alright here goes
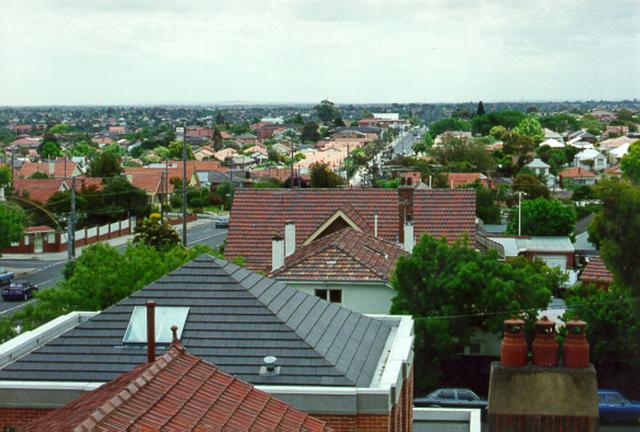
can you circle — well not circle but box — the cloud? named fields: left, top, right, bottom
left=0, top=0, right=638, bottom=105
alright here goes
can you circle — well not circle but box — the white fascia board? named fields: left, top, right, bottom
left=0, top=381, right=104, bottom=391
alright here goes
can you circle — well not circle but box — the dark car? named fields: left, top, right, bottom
left=1, top=280, right=38, bottom=301
left=598, top=389, right=640, bottom=424
left=414, top=388, right=487, bottom=411
left=214, top=216, right=230, bottom=229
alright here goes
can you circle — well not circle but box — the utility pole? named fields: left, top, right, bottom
left=516, top=191, right=525, bottom=236
left=160, top=171, right=164, bottom=223
left=182, top=132, right=188, bottom=247
left=68, top=176, right=76, bottom=260
left=290, top=140, right=294, bottom=189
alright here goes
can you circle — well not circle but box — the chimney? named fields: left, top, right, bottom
left=146, top=300, right=156, bottom=363
left=284, top=221, right=296, bottom=257
left=403, top=217, right=414, bottom=253
left=397, top=186, right=414, bottom=243
left=374, top=213, right=378, bottom=238
left=271, top=235, right=285, bottom=272
left=48, top=161, right=55, bottom=175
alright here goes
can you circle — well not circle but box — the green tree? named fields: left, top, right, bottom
left=99, top=176, right=151, bottom=222
left=71, top=141, right=96, bottom=158
left=507, top=197, right=576, bottom=238
left=309, top=162, right=343, bottom=188
left=314, top=99, right=341, bottom=124
left=300, top=122, right=321, bottom=143
left=0, top=128, right=16, bottom=145
left=429, top=117, right=471, bottom=136
left=471, top=110, right=526, bottom=136
left=28, top=171, right=50, bottom=179
left=133, top=215, right=181, bottom=251
left=512, top=172, right=550, bottom=200
left=540, top=113, right=579, bottom=132
left=103, top=143, right=126, bottom=157
left=429, top=136, right=495, bottom=173
left=579, top=115, right=604, bottom=135
left=48, top=123, right=70, bottom=134
left=216, top=181, right=235, bottom=210
left=166, top=140, right=194, bottom=160
left=514, top=115, right=544, bottom=144
left=390, top=235, right=554, bottom=388
left=476, top=101, right=485, bottom=116
left=620, top=140, right=640, bottom=184
left=40, top=141, right=62, bottom=159
left=0, top=203, right=26, bottom=250
left=413, top=132, right=434, bottom=154
left=0, top=165, right=11, bottom=190
left=88, top=152, right=123, bottom=177
left=563, top=284, right=639, bottom=370
left=467, top=181, right=501, bottom=224
left=589, top=178, right=640, bottom=293
left=489, top=125, right=507, bottom=141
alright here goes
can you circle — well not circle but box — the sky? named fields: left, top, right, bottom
left=1, top=0, right=639, bottom=105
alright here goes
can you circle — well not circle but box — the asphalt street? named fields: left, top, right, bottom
left=0, top=220, right=227, bottom=317
left=392, top=126, right=427, bottom=156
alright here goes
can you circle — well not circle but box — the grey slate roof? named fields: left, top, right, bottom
left=0, top=255, right=392, bottom=387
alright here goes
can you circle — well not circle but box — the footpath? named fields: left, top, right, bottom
left=1, top=217, right=213, bottom=263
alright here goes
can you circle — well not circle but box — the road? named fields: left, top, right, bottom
left=0, top=220, right=227, bottom=317
left=392, top=126, right=427, bottom=156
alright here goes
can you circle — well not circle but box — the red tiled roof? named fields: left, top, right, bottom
left=13, top=178, right=66, bottom=203
left=558, top=167, right=597, bottom=178
left=18, top=160, right=78, bottom=178
left=225, top=188, right=476, bottom=272
left=271, top=228, right=408, bottom=281
left=124, top=160, right=224, bottom=182
left=581, top=256, right=614, bottom=285
left=446, top=172, right=485, bottom=186
left=126, top=171, right=173, bottom=195
left=25, top=344, right=329, bottom=432
left=24, top=225, right=55, bottom=233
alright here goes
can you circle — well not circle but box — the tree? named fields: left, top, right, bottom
left=507, top=197, right=576, bottom=238
left=99, top=176, right=151, bottom=222
left=512, top=172, right=550, bottom=200
left=0, top=128, right=16, bottom=145
left=133, top=214, right=181, bottom=251
left=0, top=165, right=11, bottom=189
left=333, top=117, right=346, bottom=127
left=390, top=235, right=554, bottom=388
left=216, top=181, right=235, bottom=210
left=471, top=110, right=526, bottom=136
left=309, top=162, right=343, bottom=188
left=40, top=141, right=62, bottom=159
left=514, top=115, right=544, bottom=144
left=71, top=141, right=96, bottom=158
left=314, top=99, right=340, bottom=124
left=38, top=133, right=60, bottom=156
left=563, top=284, right=640, bottom=372
left=429, top=136, right=495, bottom=173
left=620, top=140, right=640, bottom=184
left=489, top=125, right=507, bottom=141
left=28, top=171, right=50, bottom=179
left=412, top=132, right=433, bottom=154
left=540, top=113, right=579, bottom=132
left=89, top=152, right=123, bottom=178
left=300, top=122, right=320, bottom=143
left=467, top=181, right=501, bottom=224
left=589, top=178, right=640, bottom=293
left=0, top=203, right=25, bottom=250
left=48, top=123, right=70, bottom=134
left=476, top=101, right=485, bottom=116
left=429, top=117, right=471, bottom=136
left=579, top=115, right=604, bottom=135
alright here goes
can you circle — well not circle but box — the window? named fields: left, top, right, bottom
left=439, top=390, right=455, bottom=400
left=457, top=390, right=477, bottom=401
left=123, top=306, right=189, bottom=343
left=314, top=289, right=342, bottom=303
left=606, top=393, right=624, bottom=405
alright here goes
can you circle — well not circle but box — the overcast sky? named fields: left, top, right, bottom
left=1, top=0, right=639, bottom=105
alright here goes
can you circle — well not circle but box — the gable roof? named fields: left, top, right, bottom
left=0, top=255, right=391, bottom=388
left=558, top=167, right=597, bottom=178
left=526, top=158, right=551, bottom=169
left=225, top=188, right=475, bottom=272
left=580, top=256, right=614, bottom=285
left=18, top=160, right=78, bottom=178
left=13, top=178, right=66, bottom=203
left=24, top=344, right=329, bottom=432
left=271, top=228, right=408, bottom=281
left=446, top=172, right=486, bottom=186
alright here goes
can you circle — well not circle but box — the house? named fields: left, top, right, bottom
left=580, top=256, right=614, bottom=291
left=225, top=188, right=476, bottom=273
left=539, top=138, right=564, bottom=148
left=589, top=110, right=616, bottom=122
left=213, top=147, right=238, bottom=161
left=567, top=130, right=596, bottom=144
left=573, top=214, right=597, bottom=262
left=250, top=167, right=297, bottom=184
left=230, top=155, right=256, bottom=170
left=195, top=170, right=252, bottom=190
left=525, top=158, right=550, bottom=177
left=0, top=255, right=415, bottom=432
left=574, top=148, right=607, bottom=171
left=603, top=163, right=623, bottom=177
left=270, top=227, right=408, bottom=314
left=487, top=236, right=575, bottom=271
left=236, top=132, right=259, bottom=145
left=608, top=142, right=632, bottom=164
left=192, top=145, right=216, bottom=161
left=543, top=128, right=564, bottom=142
left=125, top=171, right=173, bottom=205
left=13, top=176, right=103, bottom=204
left=599, top=135, right=635, bottom=150
left=600, top=125, right=629, bottom=139
left=558, top=167, right=597, bottom=188
left=185, top=126, right=213, bottom=138
left=18, top=160, right=80, bottom=178
left=107, top=125, right=126, bottom=136
left=22, top=342, right=329, bottom=432
left=446, top=172, right=492, bottom=188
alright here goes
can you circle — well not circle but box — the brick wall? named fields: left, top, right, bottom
left=0, top=407, right=54, bottom=431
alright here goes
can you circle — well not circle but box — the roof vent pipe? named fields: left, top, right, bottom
left=285, top=221, right=296, bottom=257
left=260, top=355, right=280, bottom=376
left=146, top=300, right=156, bottom=363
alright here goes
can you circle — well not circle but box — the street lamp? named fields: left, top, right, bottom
left=516, top=191, right=527, bottom=236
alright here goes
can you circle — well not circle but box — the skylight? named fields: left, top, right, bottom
left=123, top=306, right=189, bottom=343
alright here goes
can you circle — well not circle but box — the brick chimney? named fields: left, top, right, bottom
left=398, top=186, right=414, bottom=243
left=488, top=318, right=598, bottom=431
left=146, top=300, right=156, bottom=363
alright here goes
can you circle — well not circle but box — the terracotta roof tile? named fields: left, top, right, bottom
left=13, top=178, right=65, bottom=203
left=24, top=345, right=330, bottom=432
left=18, top=160, right=78, bottom=178
left=580, top=256, right=614, bottom=285
left=271, top=228, right=408, bottom=281
left=225, top=188, right=476, bottom=272
left=558, top=167, right=597, bottom=178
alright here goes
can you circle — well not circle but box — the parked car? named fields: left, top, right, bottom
left=0, top=267, right=14, bottom=286
left=1, top=280, right=38, bottom=301
left=214, top=216, right=230, bottom=229
left=598, top=389, right=640, bottom=424
left=414, top=388, right=488, bottom=411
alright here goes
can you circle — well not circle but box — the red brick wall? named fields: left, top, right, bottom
left=0, top=407, right=54, bottom=431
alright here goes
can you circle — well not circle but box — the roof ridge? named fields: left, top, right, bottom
left=75, top=348, right=180, bottom=431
